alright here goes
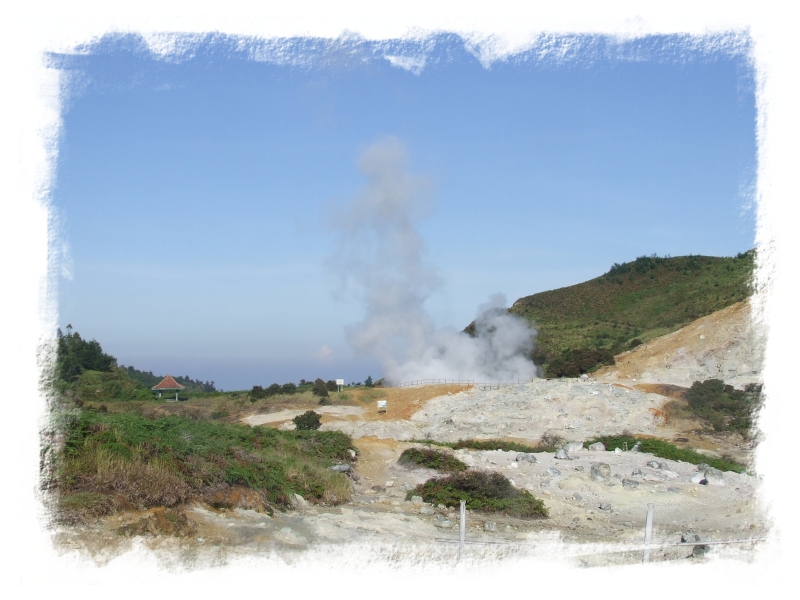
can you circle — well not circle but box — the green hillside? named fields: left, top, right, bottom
left=472, top=251, right=755, bottom=378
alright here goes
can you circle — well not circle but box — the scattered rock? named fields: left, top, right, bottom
left=401, top=483, right=413, bottom=491
left=385, top=480, right=394, bottom=488
left=484, top=521, right=496, bottom=532
left=410, top=495, right=424, bottom=505
left=555, top=449, right=570, bottom=460
left=667, top=487, right=681, bottom=493
left=697, top=463, right=711, bottom=472
left=647, top=461, right=661, bottom=469
left=658, top=462, right=668, bottom=470
left=276, top=527, right=307, bottom=546
left=348, top=449, right=357, bottom=459
left=329, top=464, right=350, bottom=472
left=434, top=514, right=454, bottom=528
left=614, top=448, right=622, bottom=454
left=547, top=467, right=561, bottom=476
left=622, top=478, right=639, bottom=489
left=631, top=468, right=643, bottom=476
left=599, top=502, right=612, bottom=511
left=682, top=533, right=710, bottom=557
left=348, top=470, right=361, bottom=481
left=573, top=493, right=583, bottom=501
left=516, top=453, right=537, bottom=463
left=588, top=442, right=605, bottom=452
left=370, top=485, right=385, bottom=492
left=564, top=441, right=584, bottom=453
left=703, top=468, right=726, bottom=486
left=419, top=506, right=435, bottom=515
left=690, top=472, right=707, bottom=484
left=630, top=442, right=641, bottom=452
left=591, top=463, right=612, bottom=482
left=291, top=493, right=311, bottom=510
left=574, top=465, right=584, bottom=472
left=278, top=422, right=296, bottom=431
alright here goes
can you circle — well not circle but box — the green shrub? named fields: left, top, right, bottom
left=312, top=378, right=329, bottom=398
left=293, top=410, right=322, bottom=431
left=409, top=470, right=547, bottom=519
left=584, top=434, right=746, bottom=473
left=398, top=448, right=468, bottom=473
left=685, top=379, right=762, bottom=434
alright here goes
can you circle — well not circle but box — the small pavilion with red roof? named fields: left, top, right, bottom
left=151, top=375, right=186, bottom=401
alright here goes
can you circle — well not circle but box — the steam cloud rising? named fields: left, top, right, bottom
left=333, top=137, right=538, bottom=385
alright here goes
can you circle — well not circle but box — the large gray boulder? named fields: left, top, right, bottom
left=516, top=453, right=538, bottom=463
left=622, top=478, right=639, bottom=489
left=591, top=462, right=612, bottom=482
left=703, top=467, right=726, bottom=486
left=276, top=527, right=307, bottom=546
left=555, top=448, right=570, bottom=460
left=588, top=442, right=606, bottom=452
left=690, top=472, right=707, bottom=484
left=547, top=467, right=561, bottom=476
left=564, top=441, right=584, bottom=453
left=291, top=493, right=311, bottom=510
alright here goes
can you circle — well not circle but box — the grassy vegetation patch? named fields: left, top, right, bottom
left=584, top=434, right=746, bottom=473
left=498, top=252, right=755, bottom=377
left=398, top=448, right=467, bottom=473
left=410, top=435, right=564, bottom=454
left=408, top=470, right=547, bottom=519
left=57, top=410, right=355, bottom=522
left=685, top=379, right=762, bottom=434
left=70, top=369, right=156, bottom=404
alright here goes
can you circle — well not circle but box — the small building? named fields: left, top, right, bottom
left=151, top=375, right=186, bottom=401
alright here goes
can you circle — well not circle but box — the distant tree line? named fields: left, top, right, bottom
left=56, top=325, right=117, bottom=383
left=55, top=325, right=216, bottom=394
left=535, top=347, right=615, bottom=378
left=122, top=366, right=217, bottom=393
left=249, top=375, right=376, bottom=401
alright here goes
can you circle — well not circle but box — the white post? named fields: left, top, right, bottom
left=459, top=500, right=466, bottom=562
left=643, top=503, right=654, bottom=563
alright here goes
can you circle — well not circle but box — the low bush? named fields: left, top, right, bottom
left=583, top=434, right=746, bottom=473
left=398, top=448, right=468, bottom=473
left=408, top=470, right=548, bottom=519
left=685, top=379, right=762, bottom=434
left=312, top=378, right=329, bottom=398
left=411, top=437, right=561, bottom=453
left=293, top=410, right=322, bottom=431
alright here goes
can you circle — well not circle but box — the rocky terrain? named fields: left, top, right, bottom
left=592, top=300, right=764, bottom=389
left=55, top=300, right=768, bottom=567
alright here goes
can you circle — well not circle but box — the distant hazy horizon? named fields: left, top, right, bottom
left=52, top=33, right=757, bottom=390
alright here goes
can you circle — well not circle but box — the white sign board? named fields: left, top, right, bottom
left=336, top=379, right=344, bottom=386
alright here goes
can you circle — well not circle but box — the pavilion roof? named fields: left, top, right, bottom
left=151, top=375, right=186, bottom=390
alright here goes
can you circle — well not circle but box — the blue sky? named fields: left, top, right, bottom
left=52, top=34, right=757, bottom=390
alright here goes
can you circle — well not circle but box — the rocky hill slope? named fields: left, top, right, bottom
left=591, top=299, right=764, bottom=389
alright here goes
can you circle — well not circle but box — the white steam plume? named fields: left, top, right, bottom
left=332, top=137, right=538, bottom=385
